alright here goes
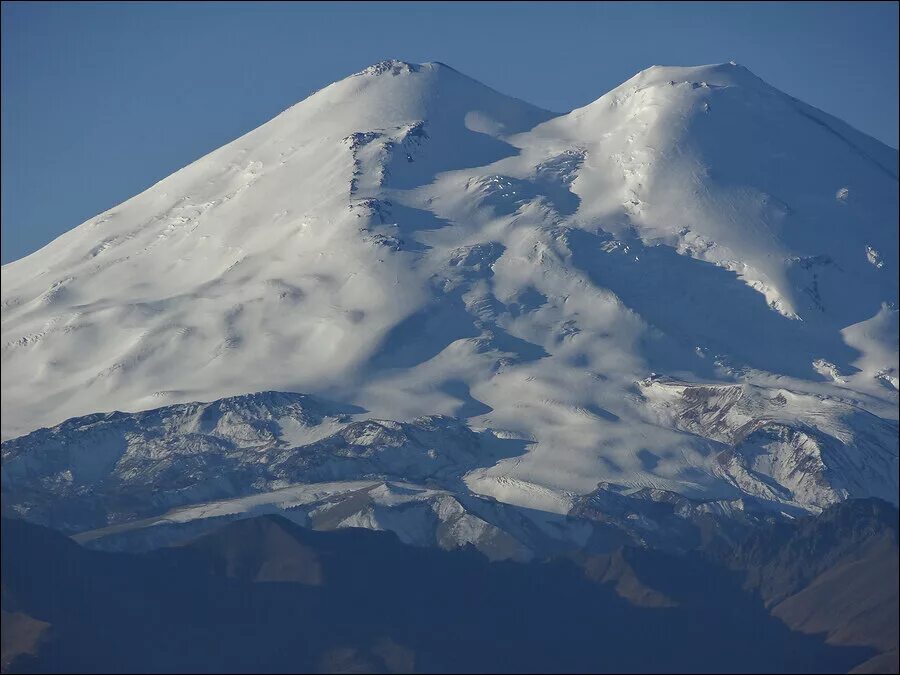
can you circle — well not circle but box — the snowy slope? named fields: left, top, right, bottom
left=2, top=61, right=897, bottom=521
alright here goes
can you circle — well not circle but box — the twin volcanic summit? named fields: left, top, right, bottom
left=1, top=61, right=897, bottom=554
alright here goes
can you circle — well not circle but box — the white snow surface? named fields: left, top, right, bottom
left=2, top=61, right=897, bottom=516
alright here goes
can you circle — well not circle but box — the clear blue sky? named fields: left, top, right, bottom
left=2, top=1, right=898, bottom=263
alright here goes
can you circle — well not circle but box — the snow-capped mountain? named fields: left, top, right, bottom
left=1, top=61, right=897, bottom=534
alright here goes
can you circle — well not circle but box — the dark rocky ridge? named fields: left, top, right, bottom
left=2, top=498, right=896, bottom=673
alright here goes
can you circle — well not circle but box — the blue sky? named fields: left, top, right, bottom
left=2, top=1, right=898, bottom=263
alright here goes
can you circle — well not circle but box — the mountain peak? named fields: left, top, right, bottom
left=614, top=61, right=764, bottom=94
left=352, top=59, right=425, bottom=77
left=352, top=60, right=463, bottom=78
left=285, top=57, right=553, bottom=140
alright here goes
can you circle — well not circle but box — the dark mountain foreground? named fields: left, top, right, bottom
left=2, top=499, right=896, bottom=674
